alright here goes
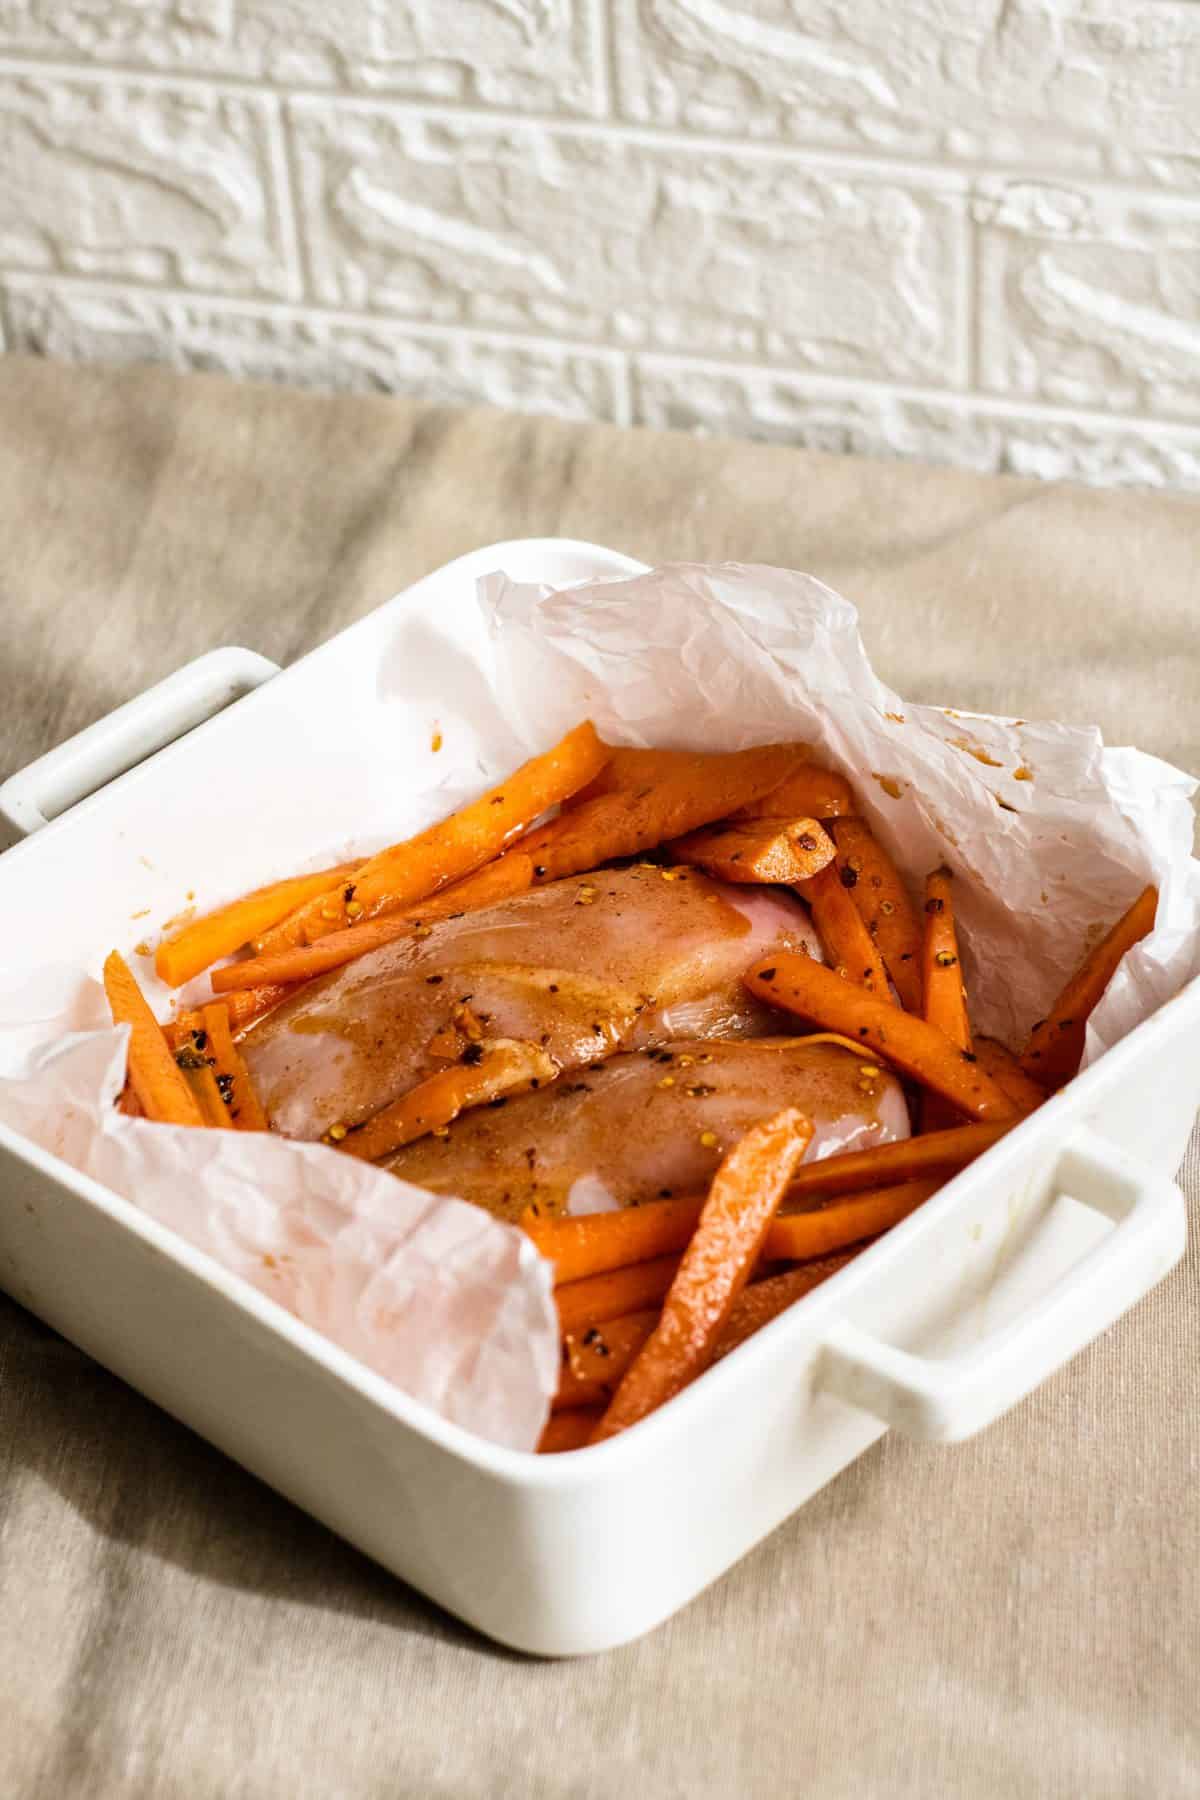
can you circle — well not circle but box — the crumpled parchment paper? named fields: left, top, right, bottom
left=2, top=560, right=1197, bottom=1449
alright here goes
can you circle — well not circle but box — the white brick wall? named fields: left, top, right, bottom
left=2, top=2, right=1198, bottom=488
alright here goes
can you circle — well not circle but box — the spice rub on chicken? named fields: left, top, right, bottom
left=385, top=1038, right=910, bottom=1222
left=240, top=865, right=823, bottom=1142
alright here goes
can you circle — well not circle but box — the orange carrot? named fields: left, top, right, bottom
left=765, top=1179, right=940, bottom=1262
left=116, top=1085, right=143, bottom=1119
left=746, top=954, right=1018, bottom=1123
left=258, top=721, right=609, bottom=949
left=165, top=985, right=291, bottom=1050
left=182, top=1062, right=234, bottom=1129
left=200, top=1003, right=271, bottom=1131
left=973, top=1037, right=1047, bottom=1116
left=921, top=867, right=970, bottom=1128
left=801, top=861, right=894, bottom=1002
left=103, top=951, right=205, bottom=1128
left=1019, top=885, right=1158, bottom=1090
left=735, top=763, right=856, bottom=821
left=336, top=1040, right=558, bottom=1162
left=514, top=744, right=809, bottom=885
left=555, top=1308, right=661, bottom=1411
left=569, top=747, right=713, bottom=806
left=830, top=819, right=922, bottom=1010
left=591, top=1109, right=814, bottom=1442
left=525, top=1196, right=705, bottom=1286
left=712, top=1252, right=862, bottom=1360
left=212, top=855, right=535, bottom=995
left=556, top=1253, right=684, bottom=1337
left=671, top=816, right=836, bottom=884
left=154, top=861, right=362, bottom=988
left=538, top=1409, right=603, bottom=1454
left=784, top=1121, right=1011, bottom=1201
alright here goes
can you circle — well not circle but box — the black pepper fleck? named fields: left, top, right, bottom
left=460, top=1042, right=484, bottom=1066
left=758, top=966, right=777, bottom=982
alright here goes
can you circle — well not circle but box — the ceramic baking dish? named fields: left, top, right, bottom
left=0, top=538, right=1195, bottom=1657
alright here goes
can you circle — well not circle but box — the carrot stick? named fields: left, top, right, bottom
left=712, top=1251, right=862, bottom=1360
left=165, top=985, right=291, bottom=1050
left=784, top=1121, right=1011, bottom=1201
left=735, top=763, right=857, bottom=821
left=258, top=721, right=609, bottom=950
left=103, top=951, right=205, bottom=1127
left=556, top=1253, right=683, bottom=1337
left=746, top=954, right=1018, bottom=1123
left=973, top=1037, right=1047, bottom=1116
left=116, top=1084, right=143, bottom=1119
left=182, top=1062, right=234, bottom=1129
left=671, top=817, right=836, bottom=884
left=200, top=1003, right=271, bottom=1131
left=212, top=855, right=535, bottom=995
left=765, top=1179, right=940, bottom=1262
left=514, top=744, right=809, bottom=885
left=920, top=867, right=971, bottom=1128
left=801, top=862, right=894, bottom=1002
left=555, top=1308, right=661, bottom=1411
left=538, top=1409, right=604, bottom=1454
left=590, top=1109, right=814, bottom=1442
left=525, top=1196, right=705, bottom=1287
left=1018, top=885, right=1158, bottom=1090
left=830, top=820, right=922, bottom=1010
left=154, top=862, right=362, bottom=988
left=336, top=1039, right=559, bottom=1161
left=569, top=747, right=714, bottom=806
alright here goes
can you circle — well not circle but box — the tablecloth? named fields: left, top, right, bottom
left=1, top=355, right=1197, bottom=1798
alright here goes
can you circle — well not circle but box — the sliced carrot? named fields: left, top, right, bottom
left=746, top=954, right=1018, bottom=1123
left=556, top=1253, right=683, bottom=1337
left=154, top=861, right=362, bottom=988
left=921, top=867, right=971, bottom=1128
left=801, top=861, right=894, bottom=1002
left=103, top=951, right=205, bottom=1127
left=554, top=1308, right=661, bottom=1412
left=212, top=855, right=535, bottom=996
left=336, top=1039, right=559, bottom=1162
left=784, top=1121, right=1011, bottom=1201
left=514, top=744, right=809, bottom=885
left=1019, top=885, right=1158, bottom=1090
left=165, top=985, right=292, bottom=1050
left=116, top=1084, right=143, bottom=1119
left=712, top=1251, right=862, bottom=1360
left=671, top=816, right=835, bottom=884
left=569, top=747, right=712, bottom=806
left=735, top=763, right=856, bottom=821
left=524, top=1195, right=705, bottom=1286
left=200, top=1003, right=271, bottom=1131
left=590, top=1109, right=814, bottom=1442
left=830, top=819, right=922, bottom=1010
left=973, top=1037, right=1047, bottom=1116
left=766, top=1179, right=940, bottom=1261
left=538, top=1409, right=603, bottom=1454
left=182, top=1062, right=234, bottom=1129
left=258, top=721, right=609, bottom=949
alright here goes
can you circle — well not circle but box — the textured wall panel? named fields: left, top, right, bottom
left=0, top=74, right=296, bottom=296
left=290, top=107, right=964, bottom=381
left=633, top=354, right=1200, bottom=489
left=976, top=180, right=1200, bottom=418
left=614, top=1, right=1200, bottom=186
left=0, top=1, right=604, bottom=111
left=2, top=282, right=627, bottom=418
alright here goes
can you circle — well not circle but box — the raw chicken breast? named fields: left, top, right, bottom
left=242, top=865, right=822, bottom=1141
left=386, top=1039, right=910, bottom=1222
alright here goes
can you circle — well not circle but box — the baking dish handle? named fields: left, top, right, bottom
left=819, top=1126, right=1186, bottom=1443
left=0, top=647, right=279, bottom=839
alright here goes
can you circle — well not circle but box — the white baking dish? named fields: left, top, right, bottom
left=0, top=538, right=1195, bottom=1657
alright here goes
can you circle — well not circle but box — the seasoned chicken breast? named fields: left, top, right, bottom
left=386, top=1038, right=910, bottom=1222
left=242, top=865, right=823, bottom=1141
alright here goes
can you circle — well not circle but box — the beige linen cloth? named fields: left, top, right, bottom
left=0, top=355, right=1197, bottom=1799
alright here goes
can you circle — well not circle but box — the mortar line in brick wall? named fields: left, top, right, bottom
left=275, top=100, right=315, bottom=299
left=3, top=53, right=1200, bottom=204
left=610, top=355, right=635, bottom=431
left=590, top=0, right=619, bottom=121
left=960, top=208, right=978, bottom=393
left=262, top=95, right=305, bottom=303
left=6, top=268, right=1199, bottom=441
